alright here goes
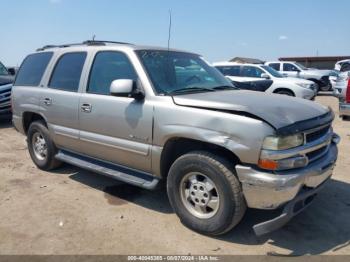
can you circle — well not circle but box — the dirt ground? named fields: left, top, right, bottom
left=0, top=94, right=349, bottom=255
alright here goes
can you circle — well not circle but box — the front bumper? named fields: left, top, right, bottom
left=339, top=102, right=350, bottom=117
left=235, top=137, right=339, bottom=235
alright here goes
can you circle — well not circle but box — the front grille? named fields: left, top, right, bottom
left=306, top=145, right=328, bottom=162
left=304, top=125, right=332, bottom=164
left=0, top=86, right=12, bottom=112
left=305, top=125, right=331, bottom=143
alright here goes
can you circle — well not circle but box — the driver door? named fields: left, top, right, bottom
left=78, top=51, right=153, bottom=172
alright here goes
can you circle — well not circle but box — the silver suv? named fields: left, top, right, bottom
left=12, top=41, right=339, bottom=236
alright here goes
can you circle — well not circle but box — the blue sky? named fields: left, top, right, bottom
left=2, top=0, right=350, bottom=66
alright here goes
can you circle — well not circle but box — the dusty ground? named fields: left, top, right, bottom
left=0, top=94, right=349, bottom=255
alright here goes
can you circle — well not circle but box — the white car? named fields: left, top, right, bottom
left=265, top=61, right=335, bottom=91
left=213, top=62, right=317, bottom=100
left=335, top=59, right=350, bottom=71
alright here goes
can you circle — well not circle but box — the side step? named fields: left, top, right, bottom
left=55, top=150, right=160, bottom=190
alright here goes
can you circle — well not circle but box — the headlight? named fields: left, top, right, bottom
left=262, top=134, right=304, bottom=150
left=296, top=83, right=312, bottom=89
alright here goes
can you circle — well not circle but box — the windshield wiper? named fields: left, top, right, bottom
left=212, top=85, right=238, bottom=90
left=168, top=87, right=215, bottom=95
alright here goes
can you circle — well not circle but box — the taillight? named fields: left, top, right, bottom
left=346, top=80, right=350, bottom=103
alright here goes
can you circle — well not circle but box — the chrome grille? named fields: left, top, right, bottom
left=304, top=124, right=332, bottom=163
left=0, top=86, right=12, bottom=112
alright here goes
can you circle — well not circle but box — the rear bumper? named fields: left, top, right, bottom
left=339, top=102, right=350, bottom=117
left=235, top=136, right=339, bottom=235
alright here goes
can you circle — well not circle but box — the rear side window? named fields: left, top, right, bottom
left=88, top=51, right=137, bottom=95
left=49, top=52, right=87, bottom=92
left=268, top=63, right=280, bottom=71
left=14, top=52, right=53, bottom=86
left=216, top=66, right=241, bottom=76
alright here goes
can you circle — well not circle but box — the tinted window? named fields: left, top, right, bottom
left=340, top=62, right=350, bottom=72
left=49, top=52, right=86, bottom=92
left=14, top=52, right=53, bottom=86
left=269, top=63, right=280, bottom=71
left=283, top=63, right=299, bottom=72
left=241, top=66, right=264, bottom=78
left=216, top=66, right=241, bottom=76
left=88, top=51, right=137, bottom=95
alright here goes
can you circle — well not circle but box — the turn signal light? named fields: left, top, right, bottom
left=258, top=159, right=278, bottom=170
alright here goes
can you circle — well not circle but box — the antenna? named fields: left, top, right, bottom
left=167, top=9, right=172, bottom=51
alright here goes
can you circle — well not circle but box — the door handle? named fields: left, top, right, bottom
left=81, top=103, right=92, bottom=113
left=43, top=98, right=52, bottom=105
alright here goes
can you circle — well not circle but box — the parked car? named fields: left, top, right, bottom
left=12, top=41, right=339, bottom=236
left=333, top=63, right=350, bottom=99
left=213, top=62, right=317, bottom=99
left=265, top=61, right=336, bottom=92
left=335, top=59, right=350, bottom=71
left=0, top=61, right=15, bottom=118
left=338, top=79, right=350, bottom=120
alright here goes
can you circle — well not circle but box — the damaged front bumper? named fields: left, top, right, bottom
left=235, top=137, right=339, bottom=236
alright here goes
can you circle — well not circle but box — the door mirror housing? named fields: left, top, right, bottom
left=261, top=73, right=270, bottom=79
left=110, top=79, right=145, bottom=100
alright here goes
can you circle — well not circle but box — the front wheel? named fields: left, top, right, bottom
left=275, top=90, right=294, bottom=96
left=167, top=151, right=246, bottom=236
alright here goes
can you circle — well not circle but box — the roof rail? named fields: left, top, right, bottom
left=83, top=40, right=134, bottom=46
left=36, top=40, right=133, bottom=51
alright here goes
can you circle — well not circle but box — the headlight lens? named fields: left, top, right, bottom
left=296, top=83, right=312, bottom=89
left=262, top=134, right=304, bottom=150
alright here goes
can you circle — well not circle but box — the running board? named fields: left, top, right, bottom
left=55, top=150, right=159, bottom=190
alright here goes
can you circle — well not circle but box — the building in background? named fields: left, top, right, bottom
left=279, top=56, right=350, bottom=70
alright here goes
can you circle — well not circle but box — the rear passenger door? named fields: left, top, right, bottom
left=78, top=51, right=153, bottom=173
left=40, top=52, right=87, bottom=152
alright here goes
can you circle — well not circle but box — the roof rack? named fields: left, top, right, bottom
left=36, top=40, right=133, bottom=51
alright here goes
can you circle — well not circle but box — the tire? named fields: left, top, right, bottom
left=276, top=90, right=294, bottom=96
left=167, top=151, right=246, bottom=236
left=320, top=83, right=332, bottom=92
left=27, top=121, right=62, bottom=170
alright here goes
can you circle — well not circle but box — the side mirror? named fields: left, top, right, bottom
left=110, top=79, right=145, bottom=100
left=261, top=73, right=270, bottom=79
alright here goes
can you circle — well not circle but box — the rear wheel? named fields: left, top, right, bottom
left=167, top=151, right=246, bottom=236
left=27, top=121, right=62, bottom=170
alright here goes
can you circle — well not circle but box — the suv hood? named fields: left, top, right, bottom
left=173, top=90, right=332, bottom=135
left=0, top=75, right=15, bottom=86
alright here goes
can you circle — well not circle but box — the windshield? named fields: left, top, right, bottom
left=295, top=62, right=307, bottom=70
left=136, top=50, right=234, bottom=95
left=0, top=62, right=9, bottom=75
left=261, top=65, right=284, bottom=78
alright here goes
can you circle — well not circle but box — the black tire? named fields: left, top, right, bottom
left=27, top=121, right=62, bottom=170
left=167, top=151, right=246, bottom=236
left=275, top=89, right=294, bottom=96
left=320, top=83, right=332, bottom=92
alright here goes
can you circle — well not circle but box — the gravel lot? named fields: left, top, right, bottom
left=0, top=94, right=349, bottom=255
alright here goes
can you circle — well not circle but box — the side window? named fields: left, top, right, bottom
left=216, top=66, right=240, bottom=76
left=49, top=52, right=87, bottom=92
left=283, top=63, right=299, bottom=72
left=269, top=63, right=280, bottom=71
left=241, top=66, right=264, bottom=78
left=88, top=51, right=137, bottom=95
left=14, top=52, right=53, bottom=86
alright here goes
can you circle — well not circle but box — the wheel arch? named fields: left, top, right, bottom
left=22, top=111, right=48, bottom=135
left=273, top=88, right=295, bottom=96
left=159, top=137, right=241, bottom=179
